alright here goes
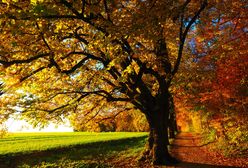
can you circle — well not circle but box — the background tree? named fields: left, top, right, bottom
left=0, top=0, right=208, bottom=165
left=172, top=0, right=247, bottom=156
left=71, top=109, right=149, bottom=132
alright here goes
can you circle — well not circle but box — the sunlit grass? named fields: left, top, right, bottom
left=0, top=132, right=147, bottom=155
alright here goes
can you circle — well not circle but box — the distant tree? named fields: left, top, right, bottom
left=71, top=109, right=149, bottom=132
left=172, top=0, right=247, bottom=156
left=0, top=0, right=208, bottom=165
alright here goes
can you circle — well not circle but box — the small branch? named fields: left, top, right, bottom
left=81, top=0, right=86, bottom=16
left=35, top=22, right=51, bottom=51
left=96, top=108, right=132, bottom=123
left=179, top=12, right=184, bottom=41
left=85, top=0, right=101, bottom=5
left=172, top=0, right=208, bottom=76
left=79, top=90, right=130, bottom=102
left=102, top=77, right=117, bottom=88
left=60, top=0, right=81, bottom=16
left=74, top=26, right=89, bottom=45
left=52, top=51, right=105, bottom=74
left=42, top=89, right=130, bottom=103
left=20, top=66, right=46, bottom=82
left=103, top=0, right=111, bottom=21
left=35, top=93, right=87, bottom=114
left=61, top=57, right=88, bottom=74
left=49, top=54, right=62, bottom=72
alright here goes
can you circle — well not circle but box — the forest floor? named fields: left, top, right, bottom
left=110, top=132, right=248, bottom=168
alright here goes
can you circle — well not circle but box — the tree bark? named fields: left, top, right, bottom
left=151, top=108, right=171, bottom=165
left=140, top=95, right=179, bottom=165
left=168, top=111, right=177, bottom=139
left=139, top=127, right=154, bottom=161
left=168, top=93, right=177, bottom=138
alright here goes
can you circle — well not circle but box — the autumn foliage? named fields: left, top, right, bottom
left=172, top=0, right=247, bottom=156
left=0, top=0, right=247, bottom=164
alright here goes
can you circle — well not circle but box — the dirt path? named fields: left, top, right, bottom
left=169, top=132, right=247, bottom=168
left=111, top=132, right=247, bottom=168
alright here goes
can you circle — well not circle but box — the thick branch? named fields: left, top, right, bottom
left=0, top=14, right=80, bottom=20
left=50, top=51, right=106, bottom=74
left=0, top=53, right=50, bottom=66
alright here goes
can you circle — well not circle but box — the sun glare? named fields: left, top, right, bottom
left=6, top=118, right=73, bottom=132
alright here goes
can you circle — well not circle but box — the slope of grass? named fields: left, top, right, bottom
left=0, top=132, right=147, bottom=168
left=0, top=132, right=147, bottom=156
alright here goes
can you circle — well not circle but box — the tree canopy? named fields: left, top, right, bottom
left=0, top=0, right=207, bottom=125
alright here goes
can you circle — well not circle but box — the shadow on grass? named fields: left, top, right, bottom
left=0, top=136, right=147, bottom=168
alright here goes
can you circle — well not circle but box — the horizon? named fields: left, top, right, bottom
left=6, top=118, right=73, bottom=133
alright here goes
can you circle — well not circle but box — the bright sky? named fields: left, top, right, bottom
left=6, top=118, right=73, bottom=132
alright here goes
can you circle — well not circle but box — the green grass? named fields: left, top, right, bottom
left=0, top=132, right=147, bottom=168
left=0, top=132, right=147, bottom=155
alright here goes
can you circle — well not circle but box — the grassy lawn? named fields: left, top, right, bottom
left=0, top=132, right=147, bottom=167
left=0, top=132, right=147, bottom=155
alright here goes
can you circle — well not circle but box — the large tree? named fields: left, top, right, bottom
left=0, top=0, right=208, bottom=165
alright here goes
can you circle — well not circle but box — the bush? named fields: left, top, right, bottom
left=0, top=123, right=8, bottom=138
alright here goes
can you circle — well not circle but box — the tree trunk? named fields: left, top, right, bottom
left=169, top=125, right=175, bottom=139
left=168, top=94, right=177, bottom=138
left=140, top=97, right=179, bottom=165
left=139, top=127, right=154, bottom=161
left=168, top=111, right=177, bottom=139
left=151, top=109, right=173, bottom=165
